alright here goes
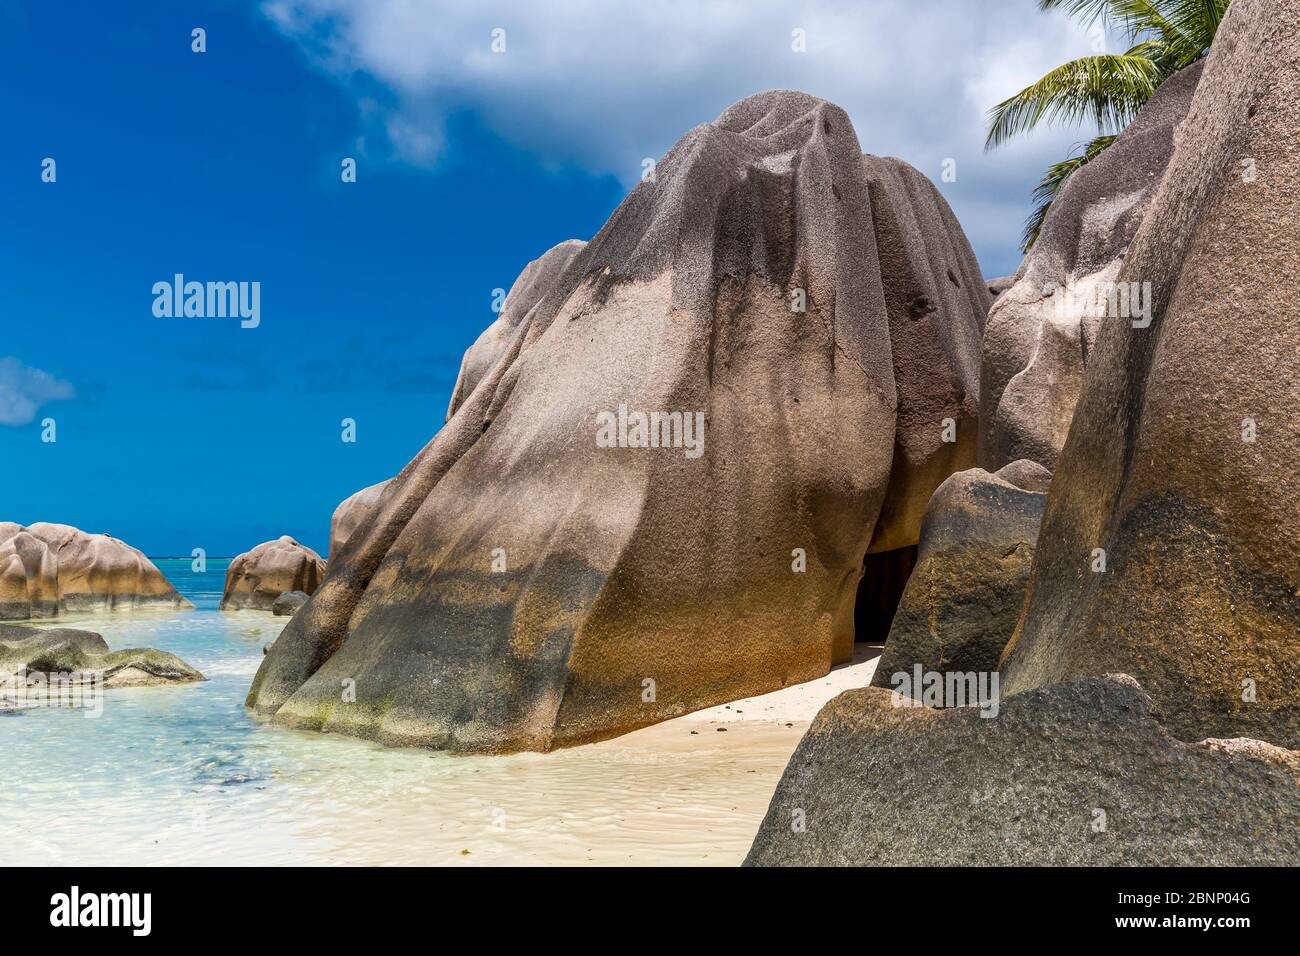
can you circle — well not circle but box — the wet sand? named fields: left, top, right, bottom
left=332, top=645, right=884, bottom=866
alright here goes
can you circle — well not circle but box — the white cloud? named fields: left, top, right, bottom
left=0, top=357, right=75, bottom=426
left=263, top=0, right=1110, bottom=275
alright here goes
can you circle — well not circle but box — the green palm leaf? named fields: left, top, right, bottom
left=994, top=0, right=1230, bottom=249
left=984, top=54, right=1163, bottom=150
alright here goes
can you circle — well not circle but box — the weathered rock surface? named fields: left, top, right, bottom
left=1001, top=0, right=1300, bottom=749
left=860, top=155, right=988, bottom=557
left=979, top=62, right=1203, bottom=471
left=0, top=523, right=192, bottom=620
left=249, top=90, right=989, bottom=753
left=271, top=590, right=310, bottom=617
left=327, top=480, right=390, bottom=558
left=221, top=537, right=326, bottom=612
left=0, top=623, right=204, bottom=690
left=446, top=239, right=587, bottom=421
left=870, top=460, right=1049, bottom=692
left=986, top=274, right=1016, bottom=300
left=745, top=675, right=1300, bottom=865
left=750, top=1, right=1298, bottom=867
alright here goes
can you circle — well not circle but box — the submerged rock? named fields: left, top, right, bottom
left=870, top=460, right=1049, bottom=692
left=979, top=61, right=1202, bottom=471
left=745, top=675, right=1300, bottom=866
left=1001, top=0, right=1300, bottom=748
left=0, top=522, right=192, bottom=620
left=271, top=590, right=310, bottom=617
left=221, top=537, right=326, bottom=612
left=0, top=623, right=204, bottom=690
left=249, top=89, right=989, bottom=753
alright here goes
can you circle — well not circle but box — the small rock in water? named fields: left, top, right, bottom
left=221, top=538, right=325, bottom=612
left=271, top=590, right=310, bottom=617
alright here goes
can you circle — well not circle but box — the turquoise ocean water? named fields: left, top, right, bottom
left=0, top=559, right=794, bottom=865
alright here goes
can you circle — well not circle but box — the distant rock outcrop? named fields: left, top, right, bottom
left=249, top=90, right=989, bottom=753
left=327, top=480, right=389, bottom=559
left=979, top=61, right=1202, bottom=471
left=985, top=274, right=1016, bottom=300
left=221, top=537, right=325, bottom=612
left=0, top=523, right=192, bottom=620
left=870, top=460, right=1049, bottom=692
left=0, top=623, right=204, bottom=691
left=745, top=676, right=1299, bottom=865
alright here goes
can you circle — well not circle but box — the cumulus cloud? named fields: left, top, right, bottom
left=263, top=0, right=1113, bottom=275
left=0, top=357, right=75, bottom=426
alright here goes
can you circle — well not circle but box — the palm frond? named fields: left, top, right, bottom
left=1041, top=0, right=1227, bottom=58
left=1162, top=0, right=1231, bottom=52
left=1110, top=0, right=1208, bottom=65
left=1037, top=0, right=1130, bottom=26
left=985, top=54, right=1163, bottom=150
left=1021, top=134, right=1118, bottom=251
left=1008, top=0, right=1230, bottom=250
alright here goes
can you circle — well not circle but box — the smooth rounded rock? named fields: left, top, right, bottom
left=327, top=480, right=389, bottom=559
left=221, top=537, right=326, bottom=612
left=0, top=523, right=192, bottom=620
left=271, top=590, right=310, bottom=617
left=248, top=90, right=990, bottom=753
left=870, top=460, right=1049, bottom=691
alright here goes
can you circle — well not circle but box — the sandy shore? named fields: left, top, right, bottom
left=5, top=627, right=886, bottom=867
left=615, top=644, right=882, bottom=751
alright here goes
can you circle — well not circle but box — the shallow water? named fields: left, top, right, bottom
left=0, top=559, right=801, bottom=865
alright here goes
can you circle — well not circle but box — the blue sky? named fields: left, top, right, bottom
left=1, top=0, right=1103, bottom=557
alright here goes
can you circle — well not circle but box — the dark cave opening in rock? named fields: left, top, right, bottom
left=854, top=545, right=918, bottom=644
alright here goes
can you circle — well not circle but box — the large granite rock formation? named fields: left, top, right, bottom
left=0, top=523, right=192, bottom=620
left=860, top=155, right=986, bottom=557
left=0, top=623, right=204, bottom=692
left=1000, top=0, right=1300, bottom=748
left=870, top=459, right=1049, bottom=692
left=979, top=61, right=1202, bottom=471
left=748, top=0, right=1300, bottom=866
left=221, top=537, right=326, bottom=612
left=745, top=675, right=1300, bottom=865
left=327, top=480, right=390, bottom=558
left=446, top=239, right=587, bottom=421
left=248, top=90, right=989, bottom=753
